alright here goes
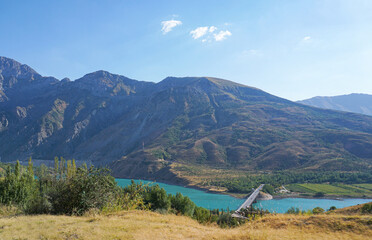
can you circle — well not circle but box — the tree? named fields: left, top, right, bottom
left=263, top=184, right=274, bottom=195
left=60, top=157, right=66, bottom=177
left=27, top=157, right=34, bottom=179
left=82, top=163, right=88, bottom=172
left=72, top=159, right=77, bottom=176
left=15, top=160, right=21, bottom=179
left=54, top=157, right=59, bottom=177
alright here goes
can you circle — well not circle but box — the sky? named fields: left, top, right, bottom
left=1, top=0, right=372, bottom=101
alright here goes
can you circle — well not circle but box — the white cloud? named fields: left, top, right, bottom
left=161, top=20, right=182, bottom=34
left=214, top=30, right=232, bottom=41
left=303, top=36, right=311, bottom=41
left=190, top=26, right=231, bottom=42
left=189, top=25, right=231, bottom=42
left=190, top=27, right=209, bottom=39
left=209, top=26, right=217, bottom=33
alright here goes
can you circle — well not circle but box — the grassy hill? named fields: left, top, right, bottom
left=1, top=209, right=371, bottom=239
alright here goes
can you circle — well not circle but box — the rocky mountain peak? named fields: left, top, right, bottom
left=0, top=57, right=43, bottom=90
left=75, top=70, right=154, bottom=96
left=0, top=56, right=41, bottom=80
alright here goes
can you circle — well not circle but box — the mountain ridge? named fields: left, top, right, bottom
left=298, top=93, right=372, bottom=116
left=0, top=56, right=372, bottom=184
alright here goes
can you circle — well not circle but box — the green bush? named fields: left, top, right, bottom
left=0, top=158, right=258, bottom=228
left=193, top=206, right=210, bottom=223
left=217, top=213, right=241, bottom=228
left=314, top=192, right=325, bottom=197
left=286, top=207, right=301, bottom=214
left=361, top=203, right=372, bottom=214
left=145, top=185, right=171, bottom=211
left=312, top=207, right=325, bottom=214
left=48, top=167, right=118, bottom=215
left=328, top=206, right=337, bottom=211
left=170, top=193, right=195, bottom=216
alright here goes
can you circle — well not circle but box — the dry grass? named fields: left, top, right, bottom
left=1, top=210, right=371, bottom=240
left=331, top=202, right=372, bottom=215
left=170, top=162, right=249, bottom=192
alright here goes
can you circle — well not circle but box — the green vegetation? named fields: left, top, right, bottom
left=0, top=158, right=246, bottom=228
left=353, top=183, right=372, bottom=191
left=0, top=158, right=117, bottom=215
left=209, top=171, right=372, bottom=194
left=285, top=206, right=331, bottom=215
left=151, top=148, right=171, bottom=160
left=1, top=158, right=371, bottom=239
left=286, top=183, right=372, bottom=197
left=361, top=203, right=372, bottom=214
left=312, top=207, right=325, bottom=214
left=286, top=207, right=309, bottom=215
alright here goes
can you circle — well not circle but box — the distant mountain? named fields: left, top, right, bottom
left=298, top=94, right=372, bottom=116
left=1, top=57, right=372, bottom=184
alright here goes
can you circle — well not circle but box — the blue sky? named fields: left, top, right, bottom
left=1, top=0, right=372, bottom=100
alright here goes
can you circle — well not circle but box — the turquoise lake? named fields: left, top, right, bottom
left=116, top=179, right=372, bottom=213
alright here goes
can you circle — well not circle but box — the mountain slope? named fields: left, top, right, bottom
left=0, top=57, right=372, bottom=183
left=112, top=78, right=372, bottom=179
left=298, top=94, right=372, bottom=116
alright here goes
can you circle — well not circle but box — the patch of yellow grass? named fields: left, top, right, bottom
left=170, top=162, right=250, bottom=192
left=331, top=202, right=372, bottom=215
left=1, top=211, right=371, bottom=240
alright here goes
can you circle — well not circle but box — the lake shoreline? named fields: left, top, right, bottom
left=116, top=178, right=372, bottom=200
left=116, top=178, right=372, bottom=213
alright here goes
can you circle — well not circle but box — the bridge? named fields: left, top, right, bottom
left=232, top=184, right=265, bottom=218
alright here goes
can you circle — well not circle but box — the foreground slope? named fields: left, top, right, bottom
left=298, top=93, right=372, bottom=116
left=1, top=57, right=372, bottom=183
left=0, top=210, right=371, bottom=240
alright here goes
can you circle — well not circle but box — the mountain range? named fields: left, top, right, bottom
left=1, top=57, right=372, bottom=183
left=298, top=94, right=372, bottom=116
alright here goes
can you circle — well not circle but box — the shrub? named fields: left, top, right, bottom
left=110, top=180, right=148, bottom=211
left=193, top=206, right=210, bottom=223
left=48, top=167, right=118, bottom=215
left=145, top=185, right=171, bottom=211
left=312, top=207, right=325, bottom=214
left=170, top=192, right=195, bottom=216
left=328, top=206, right=337, bottom=211
left=361, top=203, right=372, bottom=214
left=314, top=192, right=325, bottom=197
left=286, top=207, right=301, bottom=214
left=217, top=213, right=241, bottom=228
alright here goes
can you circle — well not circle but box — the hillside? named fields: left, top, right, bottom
left=0, top=210, right=371, bottom=240
left=298, top=94, right=372, bottom=116
left=332, top=201, right=372, bottom=215
left=1, top=57, right=372, bottom=185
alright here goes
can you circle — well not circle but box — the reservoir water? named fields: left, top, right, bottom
left=116, top=179, right=372, bottom=213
